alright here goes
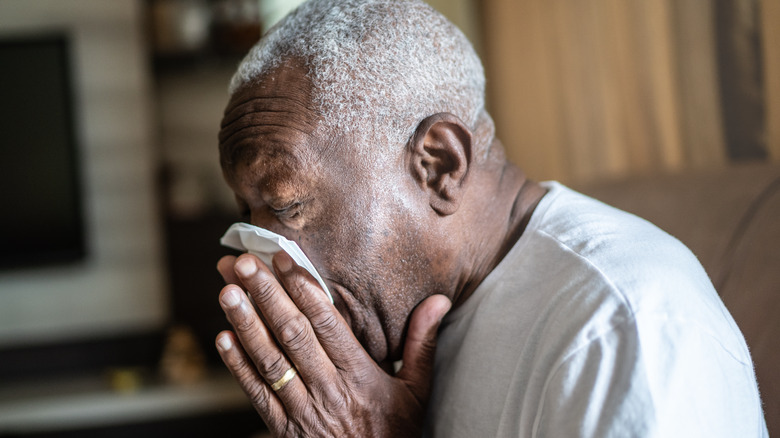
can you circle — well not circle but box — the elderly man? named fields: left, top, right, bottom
left=213, top=0, right=767, bottom=436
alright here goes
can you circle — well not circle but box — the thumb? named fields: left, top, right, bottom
left=397, top=294, right=452, bottom=402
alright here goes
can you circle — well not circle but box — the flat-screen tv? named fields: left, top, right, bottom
left=0, top=34, right=85, bottom=269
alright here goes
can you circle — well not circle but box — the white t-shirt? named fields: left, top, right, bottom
left=424, top=182, right=768, bottom=437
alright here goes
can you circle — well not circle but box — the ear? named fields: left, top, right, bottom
left=408, top=113, right=472, bottom=216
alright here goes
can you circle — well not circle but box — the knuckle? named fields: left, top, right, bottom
left=320, top=385, right=350, bottom=412
left=245, top=380, right=270, bottom=407
left=276, top=313, right=313, bottom=353
left=246, top=273, right=279, bottom=306
left=232, top=311, right=257, bottom=333
left=254, top=349, right=290, bottom=379
left=282, top=269, right=321, bottom=304
left=232, top=356, right=258, bottom=383
left=287, top=271, right=311, bottom=292
left=228, top=358, right=272, bottom=406
left=309, top=305, right=341, bottom=336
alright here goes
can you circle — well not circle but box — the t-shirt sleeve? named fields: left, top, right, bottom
left=531, top=313, right=767, bottom=438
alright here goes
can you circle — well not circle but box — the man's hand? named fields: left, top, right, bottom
left=215, top=252, right=452, bottom=437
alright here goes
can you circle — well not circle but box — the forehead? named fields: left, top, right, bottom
left=219, top=62, right=322, bottom=188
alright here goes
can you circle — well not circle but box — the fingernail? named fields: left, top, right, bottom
left=221, top=288, right=241, bottom=307
left=275, top=251, right=293, bottom=273
left=217, top=334, right=232, bottom=351
left=235, top=258, right=257, bottom=277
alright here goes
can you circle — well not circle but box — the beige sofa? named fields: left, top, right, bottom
left=577, top=162, right=780, bottom=435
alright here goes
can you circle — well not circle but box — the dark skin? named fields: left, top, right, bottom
left=215, top=60, right=546, bottom=436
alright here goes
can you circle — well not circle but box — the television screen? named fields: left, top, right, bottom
left=0, top=34, right=85, bottom=269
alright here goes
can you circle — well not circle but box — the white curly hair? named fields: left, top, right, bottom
left=229, top=0, right=491, bottom=150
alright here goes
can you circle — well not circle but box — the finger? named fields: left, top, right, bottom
left=396, top=294, right=452, bottom=402
left=219, top=285, right=309, bottom=410
left=215, top=330, right=287, bottom=435
left=233, top=254, right=339, bottom=387
left=217, top=255, right=243, bottom=288
left=272, top=251, right=368, bottom=371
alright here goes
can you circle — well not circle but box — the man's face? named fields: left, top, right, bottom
left=219, top=63, right=445, bottom=366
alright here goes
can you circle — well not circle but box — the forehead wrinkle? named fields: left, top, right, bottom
left=219, top=97, right=318, bottom=177
left=220, top=99, right=316, bottom=143
left=222, top=116, right=324, bottom=194
left=220, top=127, right=309, bottom=181
left=219, top=122, right=314, bottom=153
left=220, top=107, right=302, bottom=135
left=221, top=93, right=315, bottom=130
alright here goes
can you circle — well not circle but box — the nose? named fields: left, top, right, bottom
left=220, top=222, right=333, bottom=303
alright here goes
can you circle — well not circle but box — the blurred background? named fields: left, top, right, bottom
left=0, top=0, right=776, bottom=436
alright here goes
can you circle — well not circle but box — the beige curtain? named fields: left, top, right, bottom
left=481, top=0, right=779, bottom=184
left=763, top=0, right=780, bottom=162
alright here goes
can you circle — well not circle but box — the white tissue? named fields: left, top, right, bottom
left=220, top=222, right=333, bottom=303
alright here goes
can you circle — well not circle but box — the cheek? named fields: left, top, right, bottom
left=313, top=185, right=430, bottom=298
left=294, top=213, right=368, bottom=284
left=371, top=225, right=447, bottom=359
left=302, top=188, right=380, bottom=270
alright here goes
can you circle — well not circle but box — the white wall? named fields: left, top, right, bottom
left=0, top=0, right=168, bottom=346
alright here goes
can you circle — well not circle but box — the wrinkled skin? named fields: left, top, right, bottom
left=216, top=252, right=451, bottom=436
left=214, top=60, right=545, bottom=436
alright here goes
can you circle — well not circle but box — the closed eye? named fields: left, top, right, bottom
left=271, top=201, right=302, bottom=219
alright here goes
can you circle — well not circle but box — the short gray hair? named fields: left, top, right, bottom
left=229, top=0, right=489, bottom=149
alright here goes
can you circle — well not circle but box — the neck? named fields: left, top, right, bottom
left=450, top=148, right=547, bottom=308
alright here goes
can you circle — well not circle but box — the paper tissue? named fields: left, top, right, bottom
left=220, top=222, right=333, bottom=303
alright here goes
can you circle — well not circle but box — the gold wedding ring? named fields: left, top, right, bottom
left=271, top=367, right=297, bottom=391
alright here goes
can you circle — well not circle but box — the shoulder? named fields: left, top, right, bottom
left=534, top=182, right=697, bottom=269
left=498, top=182, right=753, bottom=374
left=532, top=182, right=716, bottom=312
left=522, top=184, right=763, bottom=436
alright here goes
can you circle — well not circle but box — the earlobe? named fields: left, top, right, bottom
left=408, top=113, right=472, bottom=216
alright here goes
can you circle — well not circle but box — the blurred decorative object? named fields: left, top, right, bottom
left=107, top=367, right=146, bottom=393
left=150, top=0, right=212, bottom=56
left=159, top=325, right=207, bottom=385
